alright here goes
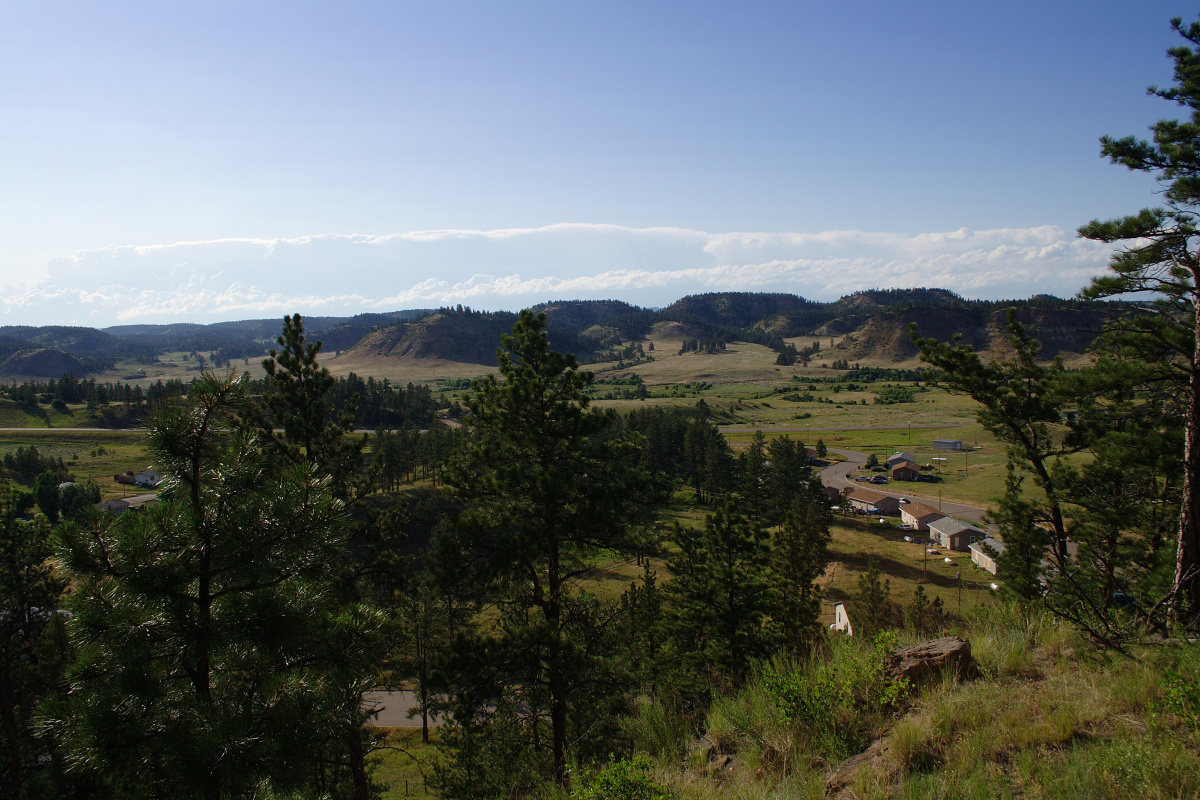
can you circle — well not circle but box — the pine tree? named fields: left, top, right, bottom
left=1076, top=15, right=1200, bottom=620
left=50, top=373, right=377, bottom=799
left=32, top=473, right=58, bottom=523
left=0, top=491, right=69, bottom=799
left=854, top=556, right=895, bottom=637
left=665, top=499, right=773, bottom=690
left=251, top=314, right=367, bottom=500
left=443, top=309, right=653, bottom=788
left=771, top=491, right=832, bottom=655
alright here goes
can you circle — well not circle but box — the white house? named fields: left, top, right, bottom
left=135, top=469, right=162, bottom=488
left=969, top=537, right=1005, bottom=574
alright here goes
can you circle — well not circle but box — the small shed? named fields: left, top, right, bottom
left=969, top=537, right=1005, bottom=574
left=932, top=439, right=964, bottom=451
left=929, top=517, right=986, bottom=552
left=891, top=461, right=920, bottom=481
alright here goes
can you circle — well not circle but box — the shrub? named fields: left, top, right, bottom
left=570, top=755, right=670, bottom=800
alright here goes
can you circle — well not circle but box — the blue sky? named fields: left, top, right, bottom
left=0, top=1, right=1190, bottom=325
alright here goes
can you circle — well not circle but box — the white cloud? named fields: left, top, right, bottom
left=0, top=223, right=1118, bottom=326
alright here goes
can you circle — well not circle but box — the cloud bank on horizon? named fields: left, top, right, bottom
left=3, top=223, right=1117, bottom=327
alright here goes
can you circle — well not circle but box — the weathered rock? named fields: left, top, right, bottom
left=826, top=738, right=887, bottom=793
left=889, top=636, right=976, bottom=685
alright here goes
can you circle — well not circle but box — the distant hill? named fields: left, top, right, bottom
left=838, top=303, right=1107, bottom=363
left=0, top=291, right=1121, bottom=379
left=0, top=348, right=88, bottom=378
left=348, top=310, right=519, bottom=366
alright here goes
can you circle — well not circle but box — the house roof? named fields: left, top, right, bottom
left=887, top=451, right=917, bottom=464
left=970, top=537, right=1006, bottom=557
left=892, top=461, right=919, bottom=471
left=903, top=503, right=947, bottom=524
left=928, top=517, right=984, bottom=537
left=847, top=488, right=895, bottom=505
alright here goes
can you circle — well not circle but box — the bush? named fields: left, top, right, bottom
left=570, top=755, right=670, bottom=800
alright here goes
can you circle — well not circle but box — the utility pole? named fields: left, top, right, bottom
left=957, top=571, right=962, bottom=611
left=923, top=542, right=928, bottom=583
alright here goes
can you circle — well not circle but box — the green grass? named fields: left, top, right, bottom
left=370, top=729, right=440, bottom=800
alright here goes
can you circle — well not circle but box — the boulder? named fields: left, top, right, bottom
left=889, top=636, right=976, bottom=684
left=826, top=738, right=886, bottom=793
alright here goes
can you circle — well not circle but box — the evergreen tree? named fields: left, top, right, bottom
left=443, top=310, right=654, bottom=788
left=664, top=499, right=773, bottom=691
left=853, top=557, right=895, bottom=637
left=32, top=473, right=59, bottom=523
left=737, top=431, right=768, bottom=518
left=771, top=491, right=832, bottom=655
left=250, top=314, right=367, bottom=500
left=0, top=491, right=70, bottom=799
left=1076, top=14, right=1200, bottom=620
left=990, top=462, right=1049, bottom=605
left=50, top=373, right=377, bottom=799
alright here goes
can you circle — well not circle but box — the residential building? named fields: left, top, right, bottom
left=928, top=517, right=986, bottom=552
left=900, top=502, right=946, bottom=531
left=969, top=537, right=1005, bottom=574
left=891, top=460, right=920, bottom=481
left=845, top=488, right=900, bottom=515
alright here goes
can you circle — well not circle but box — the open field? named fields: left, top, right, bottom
left=90, top=351, right=272, bottom=387
left=0, top=430, right=152, bottom=498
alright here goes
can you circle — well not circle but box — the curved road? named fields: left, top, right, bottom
left=821, top=447, right=993, bottom=527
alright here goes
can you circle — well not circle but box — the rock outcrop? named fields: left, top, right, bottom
left=888, top=636, right=976, bottom=685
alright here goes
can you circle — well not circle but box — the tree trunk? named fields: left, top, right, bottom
left=1172, top=301, right=1200, bottom=621
left=1, top=679, right=22, bottom=800
left=348, top=727, right=370, bottom=800
left=548, top=538, right=567, bottom=788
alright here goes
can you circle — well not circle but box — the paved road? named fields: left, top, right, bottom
left=721, top=423, right=971, bottom=434
left=0, top=427, right=142, bottom=432
left=363, top=690, right=442, bottom=728
left=820, top=448, right=993, bottom=526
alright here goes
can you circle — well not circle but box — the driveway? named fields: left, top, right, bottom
left=363, top=690, right=442, bottom=728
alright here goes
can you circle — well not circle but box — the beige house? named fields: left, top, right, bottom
left=845, top=488, right=900, bottom=515
left=900, top=502, right=946, bottom=531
